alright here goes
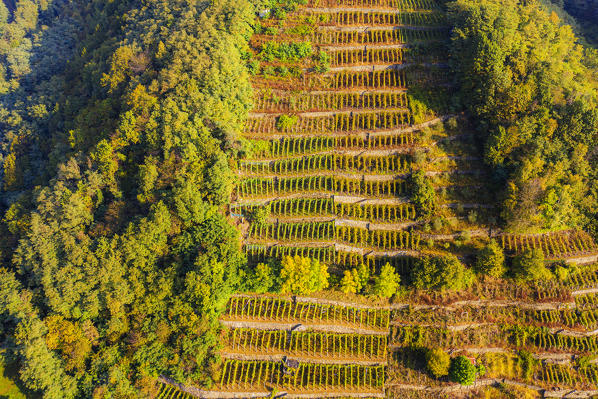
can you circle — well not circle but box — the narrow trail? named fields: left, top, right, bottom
left=237, top=170, right=409, bottom=181
left=238, top=168, right=480, bottom=180
left=261, top=215, right=419, bottom=230
left=318, top=24, right=449, bottom=32
left=219, top=351, right=386, bottom=366
left=450, top=348, right=598, bottom=365
left=220, top=319, right=388, bottom=335
left=228, top=292, right=595, bottom=314
left=241, top=114, right=454, bottom=140
left=243, top=147, right=420, bottom=162
left=249, top=106, right=408, bottom=118
left=303, top=6, right=440, bottom=12
left=321, top=42, right=410, bottom=51
left=328, top=62, right=448, bottom=72
left=243, top=239, right=424, bottom=258
left=159, top=376, right=385, bottom=399
left=387, top=380, right=598, bottom=398
left=390, top=321, right=598, bottom=337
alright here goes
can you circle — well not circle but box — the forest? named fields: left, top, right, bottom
left=0, top=0, right=597, bottom=398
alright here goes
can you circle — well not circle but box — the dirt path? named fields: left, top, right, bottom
left=238, top=170, right=409, bottom=181
left=249, top=106, right=408, bottom=118
left=219, top=351, right=386, bottom=366
left=220, top=319, right=387, bottom=335
left=321, top=42, right=409, bottom=51
left=333, top=194, right=410, bottom=204
left=389, top=298, right=576, bottom=312
left=419, top=228, right=491, bottom=240
left=304, top=6, right=439, bottom=12
left=572, top=287, right=598, bottom=296
left=318, top=24, right=449, bottom=32
left=242, top=114, right=453, bottom=140
left=564, top=253, right=598, bottom=265
left=159, top=376, right=385, bottom=399
left=387, top=379, right=598, bottom=398
left=328, top=62, right=448, bottom=72
left=243, top=147, right=421, bottom=162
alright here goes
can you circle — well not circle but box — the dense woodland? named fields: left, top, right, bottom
left=0, top=0, right=597, bottom=397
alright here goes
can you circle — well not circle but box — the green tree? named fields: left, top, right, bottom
left=475, top=239, right=506, bottom=277
left=426, top=348, right=451, bottom=378
left=339, top=263, right=370, bottom=294
left=412, top=255, right=474, bottom=291
left=371, top=263, right=401, bottom=298
left=279, top=256, right=329, bottom=295
left=512, top=248, right=552, bottom=281
left=449, top=356, right=476, bottom=385
left=340, top=269, right=361, bottom=294
left=249, top=263, right=276, bottom=293
left=410, top=170, right=436, bottom=219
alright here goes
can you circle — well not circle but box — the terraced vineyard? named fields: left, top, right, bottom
left=156, top=0, right=598, bottom=397
left=233, top=0, right=454, bottom=273
left=159, top=264, right=598, bottom=398
left=231, top=0, right=598, bottom=274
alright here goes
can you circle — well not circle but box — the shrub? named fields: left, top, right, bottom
left=467, top=210, right=478, bottom=224
left=251, top=206, right=270, bottom=228
left=412, top=254, right=474, bottom=290
left=410, top=170, right=437, bottom=219
left=249, top=263, right=276, bottom=293
left=247, top=60, right=260, bottom=75
left=340, top=269, right=360, bottom=294
left=314, top=51, right=330, bottom=73
left=371, top=263, right=400, bottom=298
left=276, top=114, right=298, bottom=131
left=262, top=65, right=275, bottom=76
left=426, top=348, right=450, bottom=378
left=279, top=255, right=329, bottom=295
left=449, top=356, right=476, bottom=385
left=475, top=239, right=506, bottom=278
left=276, top=66, right=289, bottom=77
left=512, top=248, right=551, bottom=281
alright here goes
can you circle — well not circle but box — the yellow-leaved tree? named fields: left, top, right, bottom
left=279, top=255, right=329, bottom=295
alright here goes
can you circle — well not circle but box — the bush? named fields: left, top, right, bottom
left=512, top=248, right=552, bottom=281
left=426, top=348, right=450, bottom=378
left=314, top=51, right=330, bottom=73
left=247, top=60, right=260, bottom=75
left=340, top=269, right=360, bottom=294
left=251, top=206, right=270, bottom=228
left=410, top=170, right=437, bottom=219
left=449, top=356, right=476, bottom=385
left=249, top=263, right=276, bottom=293
left=276, top=114, right=298, bottom=131
left=259, top=41, right=313, bottom=62
left=340, top=263, right=370, bottom=294
left=412, top=254, right=474, bottom=290
left=475, top=239, right=506, bottom=278
left=279, top=256, right=329, bottom=295
left=371, top=263, right=400, bottom=298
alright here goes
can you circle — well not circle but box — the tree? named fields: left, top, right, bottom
left=449, top=356, right=476, bottom=385
left=371, top=263, right=400, bottom=298
left=251, top=206, right=270, bottom=228
left=276, top=114, right=298, bottom=131
left=475, top=239, right=506, bottom=277
left=248, top=263, right=276, bottom=293
left=340, top=269, right=361, bottom=294
left=512, top=248, right=552, bottom=281
left=410, top=170, right=436, bottom=219
left=412, top=255, right=474, bottom=290
left=426, top=348, right=450, bottom=378
left=340, top=263, right=370, bottom=294
left=279, top=256, right=329, bottom=295
left=448, top=0, right=598, bottom=232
